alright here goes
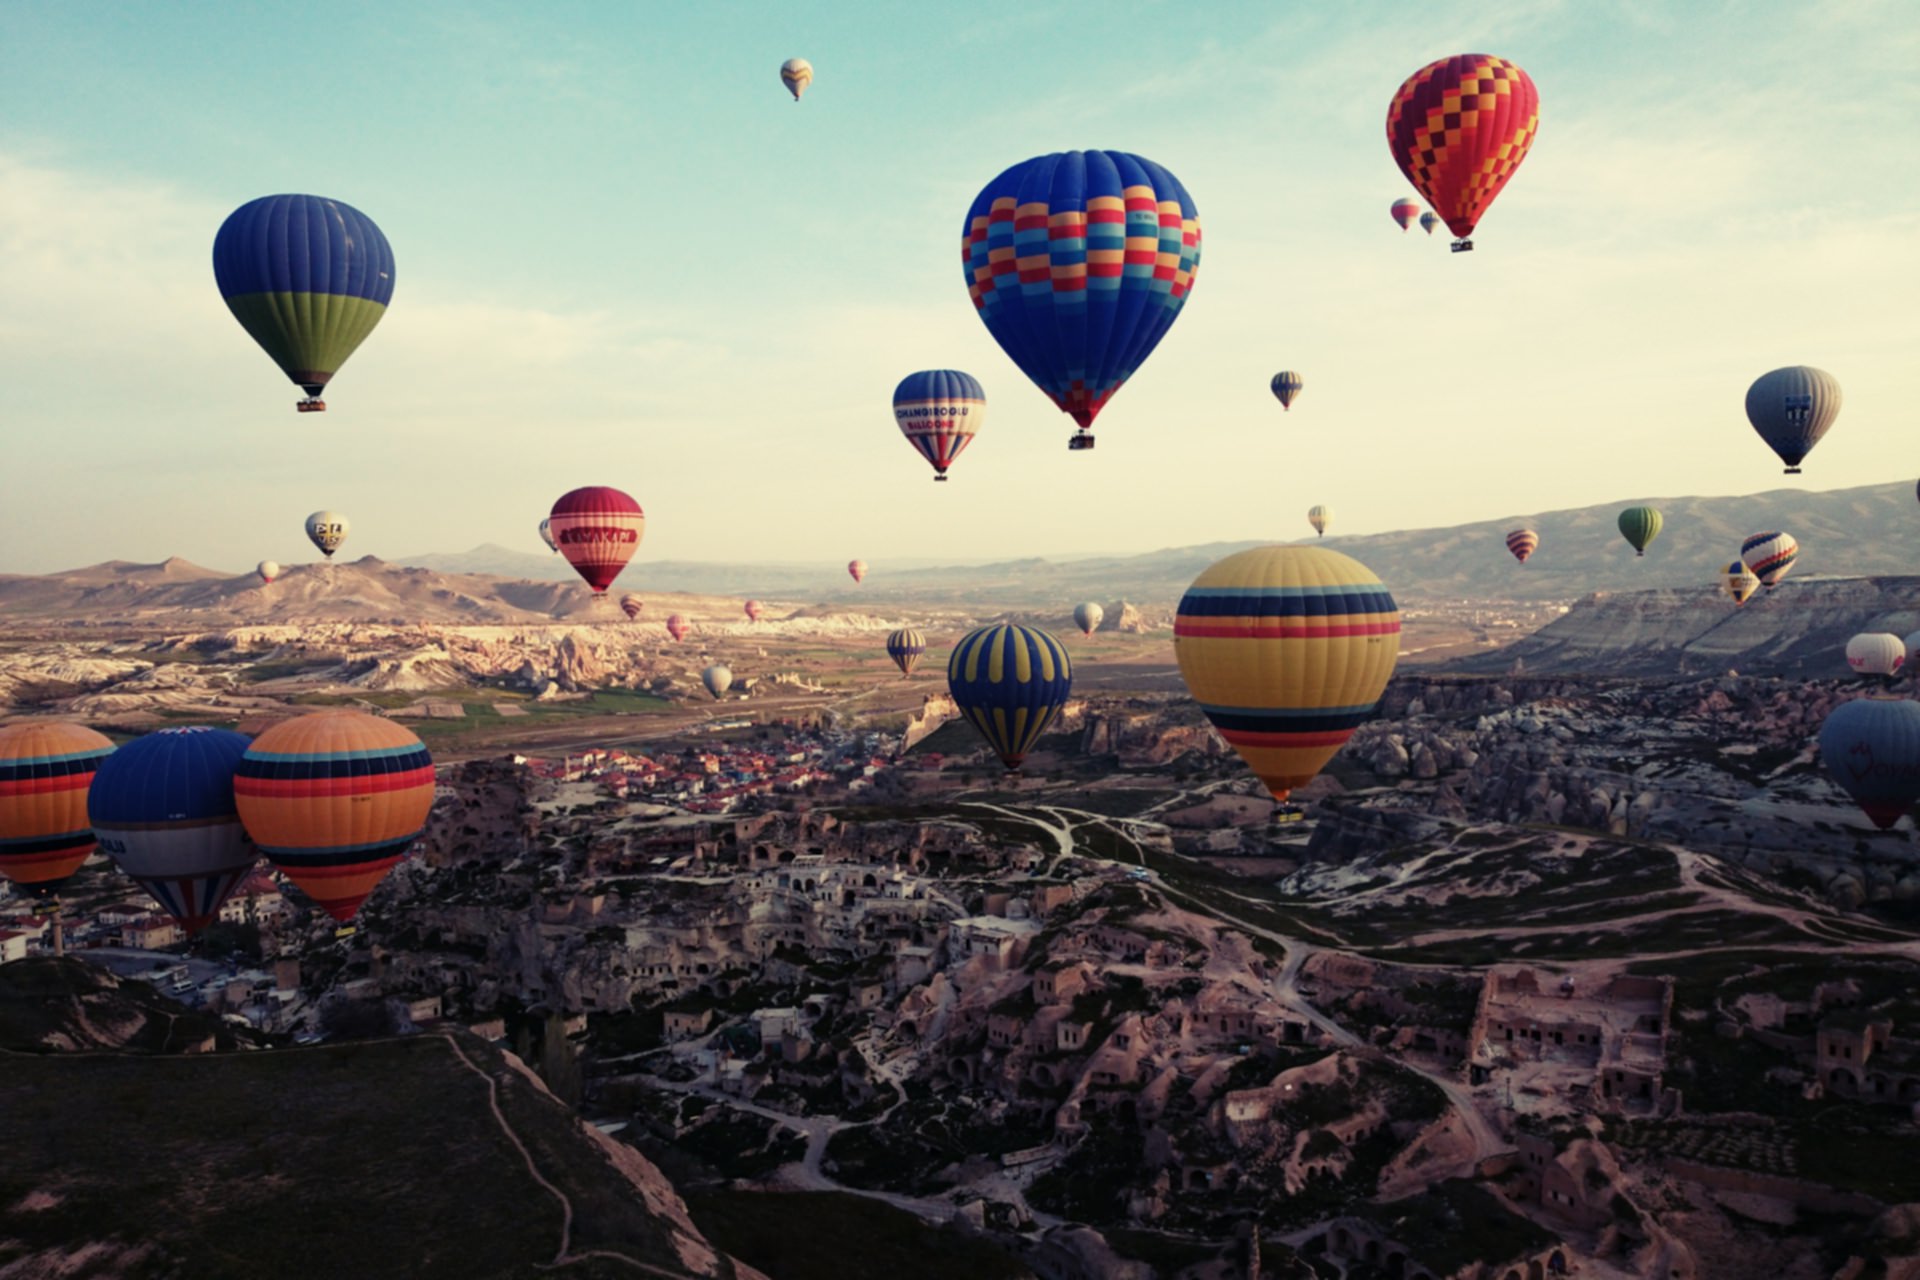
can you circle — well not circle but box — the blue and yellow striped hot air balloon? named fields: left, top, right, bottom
left=1175, top=547, right=1401, bottom=803
left=886, top=628, right=927, bottom=676
left=213, top=195, right=395, bottom=412
left=947, top=624, right=1073, bottom=771
left=0, top=722, right=115, bottom=896
left=1270, top=371, right=1303, bottom=410
left=233, top=710, right=432, bottom=922
left=89, top=727, right=258, bottom=935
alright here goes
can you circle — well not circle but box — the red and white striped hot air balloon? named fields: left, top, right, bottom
left=549, top=487, right=645, bottom=594
left=744, top=600, right=765, bottom=623
left=1505, top=529, right=1538, bottom=564
left=847, top=559, right=867, bottom=584
left=619, top=593, right=643, bottom=621
left=666, top=614, right=691, bottom=642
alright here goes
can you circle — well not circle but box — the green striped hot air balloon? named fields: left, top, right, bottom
left=1617, top=507, right=1663, bottom=558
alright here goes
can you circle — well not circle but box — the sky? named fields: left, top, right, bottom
left=2, top=0, right=1916, bottom=575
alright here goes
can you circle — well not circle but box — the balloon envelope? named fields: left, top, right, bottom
left=1387, top=55, right=1540, bottom=240
left=848, top=560, right=867, bottom=583
left=233, top=710, right=432, bottom=921
left=744, top=600, right=764, bottom=623
left=947, top=624, right=1073, bottom=771
left=89, top=727, right=257, bottom=934
left=539, top=518, right=557, bottom=553
left=1741, top=531, right=1798, bottom=589
left=1074, top=602, right=1104, bottom=637
left=257, top=560, right=279, bottom=585
left=212, top=195, right=394, bottom=405
left=1175, top=546, right=1400, bottom=803
left=0, top=722, right=114, bottom=896
left=702, top=665, right=733, bottom=699
left=1746, top=366, right=1841, bottom=474
left=550, top=486, right=645, bottom=594
left=963, top=150, right=1200, bottom=443
left=886, top=628, right=926, bottom=676
left=1419, top=211, right=1440, bottom=235
left=1505, top=529, right=1538, bottom=563
left=1819, top=697, right=1920, bottom=829
left=780, top=57, right=812, bottom=101
left=305, top=511, right=348, bottom=559
left=893, top=370, right=985, bottom=480
left=666, top=614, right=690, bottom=642
left=1723, top=560, right=1759, bottom=605
left=1390, top=198, right=1420, bottom=230
left=1270, top=371, right=1303, bottom=410
left=1308, top=505, right=1332, bottom=537
left=1618, top=507, right=1662, bottom=556
left=1846, top=633, right=1905, bottom=678
left=619, top=593, right=644, bottom=621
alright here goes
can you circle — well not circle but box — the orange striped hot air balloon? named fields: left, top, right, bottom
left=0, top=722, right=115, bottom=896
left=232, top=710, right=433, bottom=921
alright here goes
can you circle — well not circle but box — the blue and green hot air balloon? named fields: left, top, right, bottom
left=213, top=194, right=395, bottom=412
left=947, top=624, right=1073, bottom=771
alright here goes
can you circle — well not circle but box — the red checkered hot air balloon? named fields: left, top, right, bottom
left=1387, top=54, right=1540, bottom=251
left=549, top=487, right=645, bottom=594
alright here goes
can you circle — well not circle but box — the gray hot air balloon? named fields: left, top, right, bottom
left=1746, top=366, right=1841, bottom=474
left=1073, top=602, right=1104, bottom=637
left=256, top=560, right=280, bottom=586
left=702, top=664, right=733, bottom=700
left=304, top=511, right=349, bottom=559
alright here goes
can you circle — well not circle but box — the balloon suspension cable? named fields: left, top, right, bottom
left=297, top=397, right=326, bottom=413
left=1450, top=239, right=1474, bottom=254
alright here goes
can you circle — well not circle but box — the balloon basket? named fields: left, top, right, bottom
left=1068, top=434, right=1096, bottom=452
left=1785, top=467, right=1802, bottom=475
left=297, top=398, right=327, bottom=412
left=934, top=474, right=949, bottom=482
left=1450, top=239, right=1474, bottom=253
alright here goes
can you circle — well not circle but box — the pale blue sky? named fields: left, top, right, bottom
left=2, top=0, right=1915, bottom=574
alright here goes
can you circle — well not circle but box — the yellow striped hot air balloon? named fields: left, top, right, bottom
left=1175, top=546, right=1401, bottom=803
left=232, top=710, right=433, bottom=921
left=0, top=722, right=115, bottom=896
left=947, top=624, right=1074, bottom=771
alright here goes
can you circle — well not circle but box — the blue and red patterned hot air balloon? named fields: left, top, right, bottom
left=1386, top=55, right=1540, bottom=251
left=893, top=370, right=985, bottom=481
left=962, top=150, right=1201, bottom=450
left=947, top=624, right=1074, bottom=770
left=1819, top=697, right=1920, bottom=829
left=213, top=195, right=395, bottom=411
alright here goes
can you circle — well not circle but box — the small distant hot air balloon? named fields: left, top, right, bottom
left=1846, top=634, right=1905, bottom=679
left=744, top=600, right=765, bottom=623
left=780, top=57, right=813, bottom=102
left=619, top=593, right=643, bottom=621
left=0, top=722, right=114, bottom=897
left=233, top=710, right=432, bottom=921
left=1308, top=505, right=1332, bottom=538
left=1746, top=366, right=1842, bottom=475
left=539, top=518, right=557, bottom=554
left=1271, top=371, right=1303, bottom=411
left=848, top=560, right=867, bottom=584
left=1723, top=560, right=1759, bottom=605
left=213, top=194, right=394, bottom=411
left=1387, top=54, right=1540, bottom=251
left=702, top=665, right=733, bottom=700
left=257, top=560, right=280, bottom=586
left=964, top=150, right=1200, bottom=451
left=1742, top=531, right=1798, bottom=590
left=1505, top=529, right=1538, bottom=563
left=886, top=629, right=926, bottom=676
left=89, top=727, right=258, bottom=935
left=1074, top=602, right=1104, bottom=637
left=666, top=614, right=691, bottom=642
left=305, top=511, right=348, bottom=559
left=1419, top=211, right=1440, bottom=236
left=1390, top=198, right=1421, bottom=230
left=1618, top=507, right=1662, bottom=557
left=1175, top=546, right=1401, bottom=804
left=550, top=486, right=645, bottom=594
left=1819, top=697, right=1920, bottom=829
left=894, top=370, right=985, bottom=482
left=947, top=624, right=1073, bottom=771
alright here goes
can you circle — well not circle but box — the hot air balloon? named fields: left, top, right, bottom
left=1271, top=371, right=1303, bottom=411
left=1618, top=507, right=1662, bottom=557
left=305, top=511, right=348, bottom=559
left=257, top=560, right=280, bottom=585
left=947, top=624, right=1073, bottom=771
left=1746, top=366, right=1842, bottom=475
left=0, top=723, right=114, bottom=896
left=1818, top=697, right=1920, bottom=829
left=1742, top=532, right=1798, bottom=590
left=1723, top=560, right=1759, bottom=605
left=848, top=560, right=867, bottom=584
left=1505, top=529, right=1538, bottom=563
left=1390, top=198, right=1421, bottom=230
left=886, top=629, right=926, bottom=676
left=1846, top=634, right=1905, bottom=679
left=1074, top=602, right=1104, bottom=637
left=212, top=195, right=394, bottom=411
left=1387, top=54, right=1540, bottom=251
left=619, top=593, right=644, bottom=621
left=780, top=57, right=813, bottom=102
left=1419, top=211, right=1440, bottom=236
left=666, top=614, right=691, bottom=642
left=744, top=600, right=765, bottom=623
left=963, top=150, right=1200, bottom=451
left=89, top=727, right=258, bottom=935
left=550, top=486, right=645, bottom=594
left=894, top=370, right=985, bottom=481
left=1175, top=546, right=1401, bottom=803
left=539, top=518, right=557, bottom=554
left=1308, top=505, right=1332, bottom=538
left=233, top=710, right=432, bottom=922
left=702, top=665, right=733, bottom=700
